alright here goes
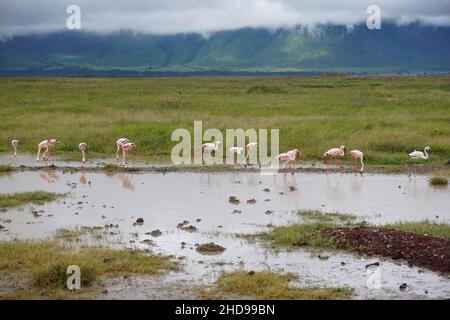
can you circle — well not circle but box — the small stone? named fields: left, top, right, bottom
left=150, top=229, right=162, bottom=237
left=248, top=271, right=255, bottom=276
left=365, top=262, right=380, bottom=269
left=229, top=196, right=240, bottom=204
left=265, top=210, right=273, bottom=215
left=262, top=188, right=270, bottom=192
left=289, top=186, right=297, bottom=191
left=392, top=252, right=403, bottom=260
left=247, top=198, right=257, bottom=204
left=135, top=218, right=144, bottom=225
left=232, top=210, right=242, bottom=214
left=399, top=283, right=407, bottom=291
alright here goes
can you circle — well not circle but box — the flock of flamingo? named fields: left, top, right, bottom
left=7, top=138, right=431, bottom=174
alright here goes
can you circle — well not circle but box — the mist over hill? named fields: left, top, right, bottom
left=1, top=23, right=449, bottom=75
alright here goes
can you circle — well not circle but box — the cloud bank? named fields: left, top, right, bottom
left=0, top=0, right=449, bottom=37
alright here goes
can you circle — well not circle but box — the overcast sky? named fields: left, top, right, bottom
left=0, top=0, right=449, bottom=37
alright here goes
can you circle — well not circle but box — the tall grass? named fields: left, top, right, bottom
left=0, top=76, right=449, bottom=164
left=0, top=191, right=63, bottom=208
left=212, top=271, right=353, bottom=300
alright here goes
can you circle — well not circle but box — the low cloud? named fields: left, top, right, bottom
left=0, top=0, right=449, bottom=38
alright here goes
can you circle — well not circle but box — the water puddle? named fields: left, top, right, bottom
left=0, top=170, right=449, bottom=299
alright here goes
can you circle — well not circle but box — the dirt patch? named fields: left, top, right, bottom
left=322, top=227, right=450, bottom=274
left=195, top=242, right=226, bottom=255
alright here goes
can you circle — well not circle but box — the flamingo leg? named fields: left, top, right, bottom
left=122, top=149, right=126, bottom=166
left=116, top=144, right=121, bottom=161
left=36, top=147, right=41, bottom=161
left=291, top=160, right=295, bottom=175
left=43, top=147, right=49, bottom=161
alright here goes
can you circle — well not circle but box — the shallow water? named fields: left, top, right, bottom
left=0, top=170, right=449, bottom=299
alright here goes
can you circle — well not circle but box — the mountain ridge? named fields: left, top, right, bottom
left=1, top=23, right=449, bottom=74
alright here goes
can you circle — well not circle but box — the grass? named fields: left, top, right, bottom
left=0, top=191, right=63, bottom=208
left=54, top=226, right=104, bottom=242
left=260, top=222, right=337, bottom=249
left=0, top=241, right=178, bottom=299
left=0, top=76, right=449, bottom=165
left=202, top=271, right=353, bottom=300
left=0, top=165, right=13, bottom=173
left=103, top=164, right=119, bottom=173
left=384, top=221, right=450, bottom=239
left=429, top=176, right=449, bottom=186
left=257, top=212, right=450, bottom=249
left=298, top=210, right=357, bottom=224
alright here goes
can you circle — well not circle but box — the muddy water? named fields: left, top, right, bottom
left=0, top=170, right=449, bottom=299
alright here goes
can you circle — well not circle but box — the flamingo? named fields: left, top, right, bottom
left=121, top=142, right=136, bottom=166
left=79, top=143, right=87, bottom=164
left=229, top=147, right=243, bottom=165
left=276, top=149, right=301, bottom=175
left=408, top=146, right=431, bottom=176
left=36, top=139, right=59, bottom=162
left=116, top=138, right=131, bottom=161
left=323, top=146, right=346, bottom=173
left=350, top=150, right=364, bottom=174
left=11, top=139, right=19, bottom=158
left=201, top=140, right=221, bottom=164
left=244, top=142, right=258, bottom=167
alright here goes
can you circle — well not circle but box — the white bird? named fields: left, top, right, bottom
left=408, top=146, right=431, bottom=177
left=11, top=139, right=19, bottom=158
left=323, top=145, right=346, bottom=173
left=229, top=147, right=243, bottom=155
left=37, top=139, right=60, bottom=162
left=201, top=141, right=221, bottom=164
left=408, top=146, right=431, bottom=160
left=116, top=138, right=131, bottom=161
left=244, top=142, right=258, bottom=167
left=350, top=150, right=364, bottom=174
left=229, top=147, right=244, bottom=165
left=79, top=143, right=87, bottom=164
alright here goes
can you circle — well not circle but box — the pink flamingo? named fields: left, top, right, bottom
left=276, top=149, right=301, bottom=175
left=244, top=142, right=258, bottom=167
left=323, top=146, right=346, bottom=172
left=116, top=138, right=131, bottom=161
left=11, top=139, right=19, bottom=158
left=201, top=140, right=221, bottom=164
left=121, top=142, right=136, bottom=166
left=229, top=147, right=243, bottom=165
left=350, top=150, right=364, bottom=174
left=36, top=139, right=59, bottom=162
left=79, top=143, right=87, bottom=164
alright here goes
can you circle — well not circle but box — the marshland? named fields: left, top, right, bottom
left=0, top=76, right=449, bottom=300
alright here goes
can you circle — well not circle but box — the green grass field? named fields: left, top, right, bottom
left=0, top=76, right=449, bottom=165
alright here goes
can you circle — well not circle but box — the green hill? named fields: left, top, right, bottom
left=0, top=23, right=449, bottom=73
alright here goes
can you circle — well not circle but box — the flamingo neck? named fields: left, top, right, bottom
left=423, top=148, right=429, bottom=159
